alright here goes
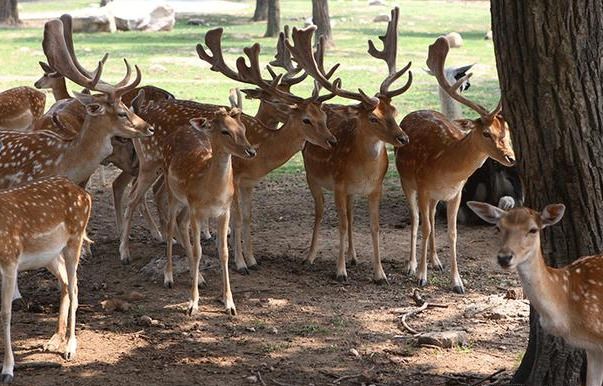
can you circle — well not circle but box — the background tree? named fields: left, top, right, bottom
left=252, top=0, right=267, bottom=22
left=312, top=0, right=333, bottom=47
left=491, top=1, right=603, bottom=384
left=0, top=0, right=19, bottom=25
left=264, top=0, right=280, bottom=37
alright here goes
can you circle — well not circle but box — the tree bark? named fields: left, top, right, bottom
left=264, top=0, right=280, bottom=37
left=312, top=0, right=334, bottom=47
left=491, top=0, right=603, bottom=384
left=251, top=0, right=267, bottom=22
left=0, top=0, right=19, bottom=25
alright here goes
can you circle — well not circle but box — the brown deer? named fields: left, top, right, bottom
left=395, top=37, right=515, bottom=293
left=0, top=17, right=153, bottom=190
left=196, top=28, right=338, bottom=273
left=0, top=177, right=92, bottom=384
left=0, top=86, right=46, bottom=130
left=286, top=10, right=411, bottom=283
left=467, top=201, right=603, bottom=386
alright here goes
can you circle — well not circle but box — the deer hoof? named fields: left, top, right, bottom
left=350, top=259, right=358, bottom=266
left=434, top=263, right=444, bottom=272
left=164, top=280, right=173, bottom=289
left=452, top=285, right=465, bottom=294
left=237, top=267, right=250, bottom=275
left=1, top=374, right=13, bottom=384
left=226, top=307, right=237, bottom=316
left=335, top=273, right=348, bottom=282
left=121, top=257, right=131, bottom=265
left=248, top=263, right=259, bottom=271
left=417, top=278, right=428, bottom=287
left=373, top=277, right=389, bottom=286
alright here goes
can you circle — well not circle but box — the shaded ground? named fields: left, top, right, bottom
left=12, top=170, right=528, bottom=385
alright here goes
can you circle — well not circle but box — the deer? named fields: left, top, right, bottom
left=467, top=201, right=603, bottom=386
left=196, top=27, right=338, bottom=274
left=395, top=36, right=516, bottom=294
left=286, top=8, right=412, bottom=283
left=0, top=177, right=92, bottom=384
left=0, top=17, right=153, bottom=191
left=0, top=86, right=46, bottom=131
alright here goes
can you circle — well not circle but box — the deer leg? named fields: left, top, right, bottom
left=140, top=194, right=163, bottom=243
left=218, top=210, right=236, bottom=316
left=1, top=264, right=17, bottom=384
left=429, top=199, right=443, bottom=271
left=44, top=256, right=68, bottom=353
left=585, top=350, right=603, bottom=386
left=305, top=178, right=324, bottom=265
left=112, top=171, right=133, bottom=237
left=163, top=195, right=179, bottom=289
left=153, top=176, right=168, bottom=238
left=368, top=190, right=387, bottom=284
left=187, top=213, right=203, bottom=316
left=403, top=188, right=419, bottom=275
left=240, top=185, right=257, bottom=269
left=62, top=237, right=83, bottom=361
left=417, top=192, right=431, bottom=287
left=447, top=191, right=464, bottom=294
left=334, top=189, right=349, bottom=282
left=200, top=219, right=211, bottom=241
left=119, top=170, right=159, bottom=264
left=232, top=185, right=249, bottom=274
left=346, top=195, right=358, bottom=266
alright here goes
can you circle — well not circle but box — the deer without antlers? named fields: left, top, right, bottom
left=0, top=86, right=46, bottom=130
left=0, top=177, right=92, bottom=384
left=287, top=8, right=412, bottom=283
left=467, top=201, right=603, bottom=386
left=395, top=37, right=515, bottom=293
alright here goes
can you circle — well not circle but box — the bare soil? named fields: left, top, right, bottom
left=12, top=169, right=528, bottom=386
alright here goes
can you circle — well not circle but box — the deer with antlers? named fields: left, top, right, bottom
left=0, top=17, right=153, bottom=191
left=395, top=37, right=515, bottom=293
left=0, top=86, right=46, bottom=131
left=286, top=8, right=412, bottom=283
left=0, top=177, right=91, bottom=384
left=467, top=201, right=603, bottom=386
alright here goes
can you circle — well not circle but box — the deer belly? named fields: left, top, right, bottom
left=18, top=223, right=69, bottom=271
left=429, top=182, right=464, bottom=201
left=0, top=110, right=34, bottom=131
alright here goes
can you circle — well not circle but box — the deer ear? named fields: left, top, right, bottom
left=39, top=61, right=53, bottom=73
left=540, top=204, right=565, bottom=228
left=190, top=117, right=208, bottom=131
left=467, top=201, right=506, bottom=224
left=130, top=89, right=146, bottom=112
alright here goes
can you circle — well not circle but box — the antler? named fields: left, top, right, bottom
left=427, top=37, right=500, bottom=119
left=43, top=15, right=142, bottom=100
left=367, top=7, right=412, bottom=98
left=197, top=28, right=302, bottom=104
left=286, top=26, right=378, bottom=107
left=267, top=26, right=307, bottom=87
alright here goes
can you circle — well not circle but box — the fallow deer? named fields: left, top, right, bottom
left=395, top=37, right=515, bottom=293
left=0, top=177, right=92, bottom=384
left=0, top=86, right=46, bottom=130
left=467, top=201, right=603, bottom=386
left=196, top=27, right=338, bottom=273
left=285, top=10, right=412, bottom=283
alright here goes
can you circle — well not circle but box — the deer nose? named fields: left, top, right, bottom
left=497, top=253, right=514, bottom=268
left=505, top=155, right=516, bottom=165
left=146, top=125, right=155, bottom=136
left=396, top=134, right=409, bottom=146
left=327, top=137, right=338, bottom=147
left=245, top=148, right=257, bottom=158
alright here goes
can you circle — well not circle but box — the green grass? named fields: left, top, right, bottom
left=0, top=0, right=495, bottom=174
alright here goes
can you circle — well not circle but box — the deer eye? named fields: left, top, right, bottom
left=117, top=111, right=128, bottom=118
left=302, top=118, right=311, bottom=125
left=221, top=130, right=231, bottom=136
left=482, top=131, right=492, bottom=139
left=528, top=228, right=538, bottom=234
left=369, top=116, right=378, bottom=124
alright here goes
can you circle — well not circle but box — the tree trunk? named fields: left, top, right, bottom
left=252, top=0, right=267, bottom=21
left=312, top=0, right=334, bottom=47
left=264, top=0, right=280, bottom=37
left=491, top=0, right=603, bottom=384
left=0, top=0, right=19, bottom=25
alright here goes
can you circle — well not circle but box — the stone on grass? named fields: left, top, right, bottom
left=417, top=330, right=468, bottom=348
left=373, top=14, right=391, bottom=22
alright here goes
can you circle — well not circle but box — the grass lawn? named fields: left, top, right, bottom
left=0, top=0, right=495, bottom=174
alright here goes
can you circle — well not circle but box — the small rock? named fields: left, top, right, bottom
left=445, top=32, right=463, bottom=48
left=417, top=330, right=468, bottom=348
left=149, top=64, right=167, bottom=73
left=484, top=30, right=493, bottom=40
left=101, top=298, right=131, bottom=312
left=138, top=315, right=153, bottom=327
left=349, top=348, right=361, bottom=358
left=271, top=327, right=279, bottom=335
left=504, top=287, right=525, bottom=300
left=373, top=14, right=391, bottom=22
left=187, top=18, right=206, bottom=26
left=246, top=375, right=258, bottom=383
left=126, top=290, right=145, bottom=302
left=369, top=0, right=385, bottom=5
left=246, top=327, right=256, bottom=333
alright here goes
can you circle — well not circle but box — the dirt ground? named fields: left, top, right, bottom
left=11, top=168, right=529, bottom=386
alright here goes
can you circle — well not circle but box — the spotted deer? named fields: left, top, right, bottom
left=467, top=201, right=603, bottom=386
left=286, top=9, right=411, bottom=283
left=0, top=86, right=46, bottom=130
left=196, top=27, right=338, bottom=273
left=395, top=37, right=515, bottom=293
left=0, top=17, right=153, bottom=190
left=0, top=177, right=92, bottom=384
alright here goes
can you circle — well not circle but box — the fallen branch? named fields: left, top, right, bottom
left=397, top=289, right=449, bottom=335
left=257, top=371, right=267, bottom=386
left=470, top=369, right=505, bottom=386
left=333, top=373, right=362, bottom=384
left=271, top=379, right=292, bottom=386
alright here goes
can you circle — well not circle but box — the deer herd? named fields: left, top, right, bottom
left=0, top=7, right=601, bottom=386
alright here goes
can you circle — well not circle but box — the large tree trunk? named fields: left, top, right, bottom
left=491, top=1, right=603, bottom=384
left=312, top=0, right=333, bottom=47
left=0, top=0, right=19, bottom=25
left=264, top=0, right=280, bottom=37
left=251, top=0, right=267, bottom=22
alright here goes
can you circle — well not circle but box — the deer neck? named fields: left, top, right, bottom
left=438, top=87, right=464, bottom=120
left=516, top=248, right=569, bottom=334
left=437, top=128, right=488, bottom=180
left=52, top=80, right=70, bottom=101
left=356, top=123, right=385, bottom=159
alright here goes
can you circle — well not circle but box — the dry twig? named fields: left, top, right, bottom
left=397, top=289, right=449, bottom=335
left=470, top=369, right=506, bottom=386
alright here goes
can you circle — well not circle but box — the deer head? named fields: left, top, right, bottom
left=467, top=201, right=565, bottom=269
left=427, top=37, right=515, bottom=166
